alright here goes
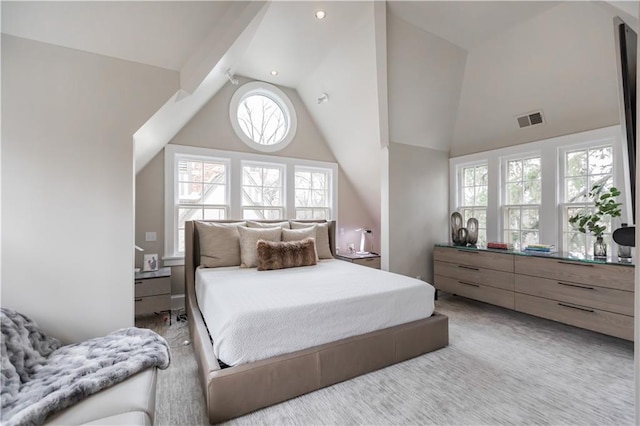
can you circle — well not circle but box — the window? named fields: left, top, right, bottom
left=175, top=157, right=228, bottom=253
left=458, top=164, right=488, bottom=246
left=562, top=144, right=614, bottom=257
left=295, top=167, right=331, bottom=219
left=241, top=163, right=284, bottom=220
left=503, top=156, right=541, bottom=248
left=164, top=145, right=337, bottom=262
left=229, top=82, right=297, bottom=153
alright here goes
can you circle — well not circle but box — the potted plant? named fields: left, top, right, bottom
left=568, top=184, right=622, bottom=258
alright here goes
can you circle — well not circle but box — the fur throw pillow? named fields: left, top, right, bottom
left=256, top=238, right=317, bottom=271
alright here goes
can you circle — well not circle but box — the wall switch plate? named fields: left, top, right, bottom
left=145, top=232, right=157, bottom=242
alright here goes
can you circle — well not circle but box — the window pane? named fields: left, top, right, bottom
left=463, top=168, right=475, bottom=186
left=523, top=158, right=541, bottom=180
left=565, top=177, right=587, bottom=202
left=296, top=172, right=312, bottom=189
left=178, top=230, right=185, bottom=254
left=522, top=231, right=539, bottom=246
left=311, top=190, right=327, bottom=207
left=178, top=208, right=203, bottom=229
left=296, top=209, right=313, bottom=220
left=312, top=172, right=326, bottom=189
left=464, top=187, right=475, bottom=206
left=567, top=232, right=586, bottom=255
left=566, top=151, right=587, bottom=177
left=313, top=209, right=328, bottom=219
left=262, top=188, right=282, bottom=206
left=296, top=189, right=311, bottom=207
left=588, top=147, right=613, bottom=175
left=203, top=162, right=226, bottom=184
left=474, top=209, right=487, bottom=228
left=507, top=160, right=522, bottom=182
left=237, top=95, right=287, bottom=145
left=243, top=167, right=263, bottom=186
left=476, top=166, right=488, bottom=186
left=506, top=183, right=522, bottom=204
left=523, top=181, right=541, bottom=204
left=521, top=208, right=539, bottom=230
left=178, top=182, right=203, bottom=203
left=588, top=175, right=613, bottom=192
left=264, top=168, right=282, bottom=187
left=476, top=186, right=488, bottom=205
left=202, top=184, right=226, bottom=204
left=242, top=186, right=262, bottom=205
left=203, top=208, right=225, bottom=220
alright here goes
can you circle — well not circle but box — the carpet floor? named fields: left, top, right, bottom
left=136, top=294, right=634, bottom=425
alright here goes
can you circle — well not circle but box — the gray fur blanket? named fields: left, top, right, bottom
left=1, top=308, right=170, bottom=426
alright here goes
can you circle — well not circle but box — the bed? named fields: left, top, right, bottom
left=185, top=220, right=449, bottom=424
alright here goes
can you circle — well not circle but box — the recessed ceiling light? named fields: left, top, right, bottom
left=315, top=10, right=326, bottom=20
left=270, top=70, right=278, bottom=76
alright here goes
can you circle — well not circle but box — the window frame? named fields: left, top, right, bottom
left=164, top=145, right=338, bottom=264
left=558, top=141, right=617, bottom=258
left=448, top=125, right=627, bottom=252
left=229, top=81, right=298, bottom=153
left=456, top=161, right=488, bottom=247
left=240, top=160, right=286, bottom=220
left=500, top=153, right=542, bottom=248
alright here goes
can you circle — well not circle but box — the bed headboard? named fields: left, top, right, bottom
left=184, top=220, right=337, bottom=309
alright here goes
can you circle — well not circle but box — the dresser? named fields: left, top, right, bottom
left=433, top=245, right=634, bottom=340
left=134, top=267, right=172, bottom=323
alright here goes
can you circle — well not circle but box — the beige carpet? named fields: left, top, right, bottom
left=136, top=294, right=634, bottom=425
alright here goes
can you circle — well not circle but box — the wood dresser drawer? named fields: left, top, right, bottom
left=515, top=293, right=633, bottom=341
left=434, top=275, right=514, bottom=309
left=434, top=261, right=514, bottom=291
left=135, top=277, right=171, bottom=297
left=514, top=256, right=634, bottom=291
left=352, top=257, right=381, bottom=269
left=434, top=246, right=514, bottom=272
left=135, top=294, right=171, bottom=315
left=515, top=274, right=633, bottom=316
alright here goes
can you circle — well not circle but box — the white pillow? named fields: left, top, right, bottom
left=246, top=221, right=291, bottom=229
left=195, top=221, right=246, bottom=267
left=282, top=225, right=318, bottom=260
left=237, top=226, right=282, bottom=268
left=290, top=222, right=332, bottom=259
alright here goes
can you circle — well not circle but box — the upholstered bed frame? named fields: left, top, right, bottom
left=184, top=220, right=449, bottom=424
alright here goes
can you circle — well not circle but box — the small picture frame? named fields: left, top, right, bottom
left=143, top=254, right=159, bottom=272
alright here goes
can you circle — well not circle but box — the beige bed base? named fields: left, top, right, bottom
left=185, top=220, right=449, bottom=424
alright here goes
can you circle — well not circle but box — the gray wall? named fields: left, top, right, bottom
left=387, top=143, right=449, bottom=283
left=2, top=35, right=179, bottom=342
left=135, top=76, right=374, bottom=298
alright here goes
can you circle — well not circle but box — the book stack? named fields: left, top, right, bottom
left=524, top=244, right=555, bottom=253
left=487, top=242, right=514, bottom=250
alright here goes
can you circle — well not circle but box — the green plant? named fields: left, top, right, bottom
left=568, top=184, right=622, bottom=237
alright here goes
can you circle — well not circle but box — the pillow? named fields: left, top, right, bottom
left=195, top=221, right=247, bottom=267
left=282, top=225, right=318, bottom=260
left=257, top=238, right=317, bottom=271
left=246, top=221, right=291, bottom=229
left=238, top=226, right=282, bottom=268
left=290, top=222, right=332, bottom=259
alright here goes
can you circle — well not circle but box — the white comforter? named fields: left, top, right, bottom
left=195, top=259, right=435, bottom=366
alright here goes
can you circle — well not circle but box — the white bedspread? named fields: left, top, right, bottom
left=195, top=259, right=435, bottom=366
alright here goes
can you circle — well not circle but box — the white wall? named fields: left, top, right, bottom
left=135, top=76, right=373, bottom=299
left=387, top=11, right=467, bottom=151
left=1, top=35, right=179, bottom=343
left=297, top=4, right=382, bottom=248
left=452, top=2, right=621, bottom=156
left=387, top=143, right=449, bottom=282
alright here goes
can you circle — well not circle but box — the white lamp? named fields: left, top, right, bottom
left=355, top=228, right=371, bottom=255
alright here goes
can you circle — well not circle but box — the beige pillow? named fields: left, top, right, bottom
left=195, top=221, right=246, bottom=268
left=246, top=221, right=291, bottom=229
left=257, top=239, right=317, bottom=271
left=238, top=226, right=282, bottom=268
left=282, top=225, right=318, bottom=260
left=290, top=222, right=332, bottom=259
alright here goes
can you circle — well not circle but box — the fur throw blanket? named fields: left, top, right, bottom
left=1, top=308, right=171, bottom=426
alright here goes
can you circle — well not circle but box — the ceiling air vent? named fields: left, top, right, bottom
left=516, top=110, right=545, bottom=128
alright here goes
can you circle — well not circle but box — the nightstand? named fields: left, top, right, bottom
left=135, top=267, right=171, bottom=324
left=335, top=252, right=381, bottom=269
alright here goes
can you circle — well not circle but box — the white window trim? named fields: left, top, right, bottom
left=229, top=81, right=298, bottom=153
left=449, top=125, right=626, bottom=251
left=294, top=165, right=334, bottom=219
left=164, top=145, right=338, bottom=264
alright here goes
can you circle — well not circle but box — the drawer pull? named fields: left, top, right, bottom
left=135, top=298, right=143, bottom=302
left=458, top=265, right=479, bottom=271
left=558, top=302, right=594, bottom=313
left=557, top=281, right=594, bottom=290
left=557, top=261, right=594, bottom=267
left=458, top=280, right=480, bottom=288
left=135, top=281, right=143, bottom=285
left=458, top=250, right=479, bottom=254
